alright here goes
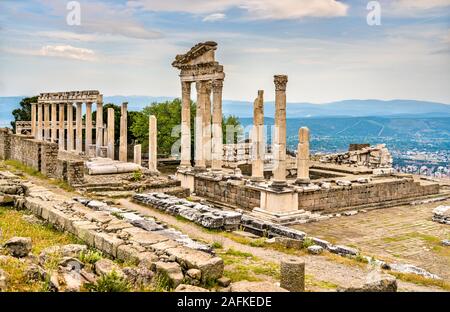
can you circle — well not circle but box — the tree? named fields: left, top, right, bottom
left=222, top=115, right=243, bottom=144
left=131, top=98, right=242, bottom=158
left=89, top=103, right=142, bottom=145
left=131, top=99, right=196, bottom=157
left=11, top=96, right=38, bottom=132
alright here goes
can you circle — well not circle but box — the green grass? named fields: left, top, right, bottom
left=0, top=207, right=79, bottom=292
left=4, top=160, right=45, bottom=178
left=211, top=241, right=223, bottom=249
left=224, top=248, right=255, bottom=259
left=84, top=271, right=131, bottom=292
left=0, top=207, right=78, bottom=255
left=79, top=250, right=103, bottom=265
left=219, top=248, right=280, bottom=283
left=3, top=160, right=74, bottom=192
left=390, top=272, right=450, bottom=291
left=305, top=275, right=338, bottom=290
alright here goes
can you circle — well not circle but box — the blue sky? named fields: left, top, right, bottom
left=0, top=0, right=449, bottom=103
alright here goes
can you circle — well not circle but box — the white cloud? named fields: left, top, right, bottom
left=243, top=47, right=281, bottom=53
left=384, top=0, right=450, bottom=16
left=203, top=13, right=226, bottom=22
left=40, top=45, right=96, bottom=61
left=38, top=0, right=162, bottom=40
left=129, top=0, right=348, bottom=19
left=392, top=0, right=450, bottom=10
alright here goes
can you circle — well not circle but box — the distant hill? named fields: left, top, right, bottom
left=221, top=99, right=450, bottom=118
left=1, top=97, right=449, bottom=127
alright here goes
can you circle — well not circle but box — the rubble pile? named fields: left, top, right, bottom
left=320, top=144, right=393, bottom=169
left=432, top=205, right=450, bottom=225
left=132, top=193, right=242, bottom=231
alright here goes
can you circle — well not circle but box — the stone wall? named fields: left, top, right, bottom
left=0, top=128, right=84, bottom=185
left=9, top=135, right=41, bottom=170
left=55, top=159, right=85, bottom=186
left=41, top=141, right=59, bottom=177
left=0, top=128, right=11, bottom=160
left=194, top=176, right=261, bottom=210
left=191, top=174, right=439, bottom=213
left=297, top=178, right=440, bottom=213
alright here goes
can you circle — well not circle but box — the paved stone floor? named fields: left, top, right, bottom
left=293, top=200, right=450, bottom=281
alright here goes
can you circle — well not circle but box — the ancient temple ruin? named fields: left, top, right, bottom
left=173, top=42, right=441, bottom=224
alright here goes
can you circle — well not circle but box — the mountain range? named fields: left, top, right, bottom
left=1, top=96, right=449, bottom=127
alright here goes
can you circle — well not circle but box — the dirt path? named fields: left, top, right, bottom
left=118, top=198, right=445, bottom=292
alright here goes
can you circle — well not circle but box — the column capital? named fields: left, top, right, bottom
left=181, top=81, right=191, bottom=94
left=274, top=75, right=288, bottom=91
left=212, top=79, right=224, bottom=92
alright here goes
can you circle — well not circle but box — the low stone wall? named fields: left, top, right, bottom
left=0, top=128, right=84, bottom=185
left=9, top=134, right=42, bottom=169
left=189, top=174, right=439, bottom=213
left=0, top=128, right=11, bottom=160
left=298, top=178, right=440, bottom=213
left=194, top=176, right=261, bottom=210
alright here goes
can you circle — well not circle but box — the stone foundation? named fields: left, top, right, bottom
left=179, top=171, right=440, bottom=214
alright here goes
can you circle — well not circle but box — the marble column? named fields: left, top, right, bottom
left=204, top=81, right=212, bottom=167
left=211, top=80, right=223, bottom=171
left=194, top=81, right=206, bottom=171
left=58, top=103, right=65, bottom=150
left=107, top=108, right=115, bottom=160
left=119, top=102, right=128, bottom=162
left=296, top=127, right=310, bottom=185
left=67, top=103, right=74, bottom=151
left=51, top=103, right=57, bottom=142
left=37, top=103, right=43, bottom=140
left=96, top=100, right=104, bottom=156
left=272, top=75, right=288, bottom=189
left=134, top=144, right=142, bottom=166
left=31, top=103, right=37, bottom=138
left=76, top=102, right=83, bottom=153
left=85, top=102, right=92, bottom=151
left=251, top=90, right=265, bottom=181
left=148, top=115, right=157, bottom=172
left=43, top=103, right=50, bottom=141
left=180, top=81, right=192, bottom=168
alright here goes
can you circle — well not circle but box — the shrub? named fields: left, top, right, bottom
left=211, top=241, right=223, bottom=249
left=302, top=237, right=314, bottom=249
left=84, top=271, right=130, bottom=292
left=79, top=250, right=103, bottom=265
left=131, top=170, right=143, bottom=182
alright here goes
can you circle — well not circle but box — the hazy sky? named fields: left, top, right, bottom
left=0, top=0, right=449, bottom=103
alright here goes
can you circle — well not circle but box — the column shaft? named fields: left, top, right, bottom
left=58, top=104, right=65, bottom=150
left=76, top=102, right=83, bottom=152
left=119, top=102, right=128, bottom=162
left=96, top=100, right=104, bottom=156
left=272, top=75, right=288, bottom=189
left=180, top=81, right=191, bottom=167
left=211, top=80, right=223, bottom=171
left=85, top=102, right=92, bottom=151
left=194, top=81, right=206, bottom=170
left=37, top=103, right=43, bottom=140
left=31, top=103, right=37, bottom=138
left=148, top=115, right=157, bottom=172
left=204, top=81, right=212, bottom=167
left=51, top=103, right=57, bottom=142
left=67, top=104, right=74, bottom=151
left=107, top=108, right=115, bottom=160
left=252, top=90, right=265, bottom=181
left=43, top=103, right=50, bottom=141
left=134, top=144, right=142, bottom=166
left=296, top=127, right=310, bottom=184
